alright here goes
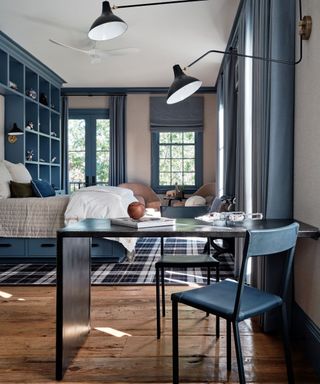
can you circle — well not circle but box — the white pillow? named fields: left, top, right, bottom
left=3, top=160, right=32, bottom=183
left=0, top=161, right=12, bottom=198
left=185, top=195, right=206, bottom=207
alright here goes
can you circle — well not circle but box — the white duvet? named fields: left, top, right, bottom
left=65, top=186, right=138, bottom=252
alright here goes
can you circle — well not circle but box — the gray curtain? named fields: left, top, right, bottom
left=228, top=0, right=295, bottom=330
left=150, top=96, right=203, bottom=132
left=109, top=95, right=126, bottom=186
left=61, top=96, right=69, bottom=193
left=222, top=55, right=237, bottom=198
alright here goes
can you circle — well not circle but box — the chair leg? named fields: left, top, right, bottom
left=206, top=268, right=210, bottom=317
left=161, top=266, right=166, bottom=317
left=227, top=320, right=231, bottom=371
left=172, top=300, right=179, bottom=384
left=156, top=266, right=161, bottom=339
left=281, top=304, right=295, bottom=384
left=232, top=321, right=246, bottom=384
left=216, top=265, right=220, bottom=338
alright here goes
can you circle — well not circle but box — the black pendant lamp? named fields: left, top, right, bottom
left=166, top=65, right=202, bottom=104
left=88, top=1, right=128, bottom=41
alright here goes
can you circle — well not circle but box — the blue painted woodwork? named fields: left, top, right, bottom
left=68, top=109, right=109, bottom=188
left=0, top=31, right=64, bottom=192
left=0, top=237, right=126, bottom=262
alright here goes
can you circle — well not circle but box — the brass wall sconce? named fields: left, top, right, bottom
left=7, top=123, right=24, bottom=144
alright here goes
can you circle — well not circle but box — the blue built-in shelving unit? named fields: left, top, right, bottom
left=0, top=31, right=65, bottom=192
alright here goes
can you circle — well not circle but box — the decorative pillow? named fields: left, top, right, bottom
left=0, top=162, right=12, bottom=198
left=10, top=181, right=34, bottom=198
left=31, top=180, right=56, bottom=197
left=185, top=195, right=206, bottom=207
left=3, top=160, right=32, bottom=183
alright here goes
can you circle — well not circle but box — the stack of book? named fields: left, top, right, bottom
left=111, top=217, right=176, bottom=228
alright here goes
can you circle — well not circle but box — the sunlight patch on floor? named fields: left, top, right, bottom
left=95, top=327, right=132, bottom=337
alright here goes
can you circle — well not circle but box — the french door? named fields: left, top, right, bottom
left=67, top=109, right=110, bottom=192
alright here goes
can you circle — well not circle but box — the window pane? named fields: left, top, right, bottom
left=96, top=119, right=110, bottom=185
left=96, top=152, right=109, bottom=184
left=159, top=173, right=171, bottom=185
left=96, top=119, right=110, bottom=151
left=183, top=132, right=195, bottom=143
left=68, top=151, right=85, bottom=183
left=159, top=145, right=171, bottom=159
left=183, top=145, right=195, bottom=158
left=159, top=159, right=170, bottom=172
left=68, top=119, right=85, bottom=150
left=183, top=159, right=195, bottom=172
left=172, top=145, right=183, bottom=158
left=172, top=159, right=182, bottom=172
left=183, top=173, right=195, bottom=185
left=171, top=173, right=183, bottom=185
left=171, top=132, right=182, bottom=143
left=159, top=132, right=171, bottom=143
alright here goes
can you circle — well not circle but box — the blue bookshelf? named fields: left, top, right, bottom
left=0, top=31, right=65, bottom=192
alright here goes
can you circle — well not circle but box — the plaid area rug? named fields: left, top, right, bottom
left=0, top=237, right=234, bottom=286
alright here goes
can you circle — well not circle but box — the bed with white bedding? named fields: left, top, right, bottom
left=0, top=186, right=137, bottom=262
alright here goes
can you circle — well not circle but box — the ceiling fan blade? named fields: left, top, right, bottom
left=95, top=47, right=140, bottom=57
left=49, top=39, right=92, bottom=54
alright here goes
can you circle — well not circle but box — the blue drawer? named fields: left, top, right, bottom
left=28, top=238, right=57, bottom=257
left=91, top=238, right=113, bottom=256
left=0, top=239, right=25, bottom=256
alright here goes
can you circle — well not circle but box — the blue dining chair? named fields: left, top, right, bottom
left=155, top=205, right=220, bottom=339
left=171, top=223, right=299, bottom=384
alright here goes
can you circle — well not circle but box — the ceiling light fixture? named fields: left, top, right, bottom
left=88, top=0, right=207, bottom=41
left=167, top=0, right=312, bottom=104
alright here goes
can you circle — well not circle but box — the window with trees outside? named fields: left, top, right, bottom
left=68, top=109, right=110, bottom=192
left=151, top=131, right=203, bottom=193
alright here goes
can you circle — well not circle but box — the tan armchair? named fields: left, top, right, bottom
left=118, top=182, right=161, bottom=211
left=172, top=182, right=216, bottom=207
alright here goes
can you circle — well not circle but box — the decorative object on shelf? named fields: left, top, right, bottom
left=26, top=89, right=37, bottom=100
left=39, top=93, right=48, bottom=106
left=50, top=131, right=57, bottom=137
left=26, top=150, right=34, bottom=161
left=51, top=103, right=55, bottom=109
left=7, top=123, right=24, bottom=144
left=39, top=158, right=45, bottom=162
left=51, top=156, right=57, bottom=163
left=25, top=121, right=34, bottom=130
left=127, top=201, right=145, bottom=220
left=174, top=182, right=184, bottom=199
left=9, top=80, right=17, bottom=90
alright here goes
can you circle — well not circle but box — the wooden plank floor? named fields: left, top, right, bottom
left=0, top=285, right=318, bottom=383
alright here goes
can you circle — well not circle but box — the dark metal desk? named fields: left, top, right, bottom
left=55, top=218, right=318, bottom=380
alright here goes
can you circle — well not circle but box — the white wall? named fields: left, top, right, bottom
left=0, top=95, right=4, bottom=160
left=294, top=0, right=320, bottom=327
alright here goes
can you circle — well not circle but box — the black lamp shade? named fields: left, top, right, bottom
left=88, top=1, right=128, bottom=41
left=8, top=123, right=23, bottom=136
left=166, top=64, right=202, bottom=104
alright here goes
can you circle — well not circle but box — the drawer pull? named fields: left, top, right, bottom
left=41, top=243, right=55, bottom=248
left=0, top=244, right=12, bottom=248
left=92, top=243, right=99, bottom=248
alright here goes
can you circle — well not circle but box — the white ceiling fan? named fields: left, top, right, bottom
left=49, top=38, right=139, bottom=63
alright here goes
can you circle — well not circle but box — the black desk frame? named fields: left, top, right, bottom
left=55, top=218, right=318, bottom=380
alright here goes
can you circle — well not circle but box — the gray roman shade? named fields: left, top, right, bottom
left=150, top=96, right=203, bottom=132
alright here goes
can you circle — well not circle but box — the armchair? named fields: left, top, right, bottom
left=118, top=182, right=161, bottom=211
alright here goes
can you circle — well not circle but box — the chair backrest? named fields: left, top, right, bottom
left=233, top=223, right=299, bottom=320
left=160, top=205, right=209, bottom=219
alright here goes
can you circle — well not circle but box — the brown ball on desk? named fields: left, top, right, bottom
left=127, top=202, right=145, bottom=220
